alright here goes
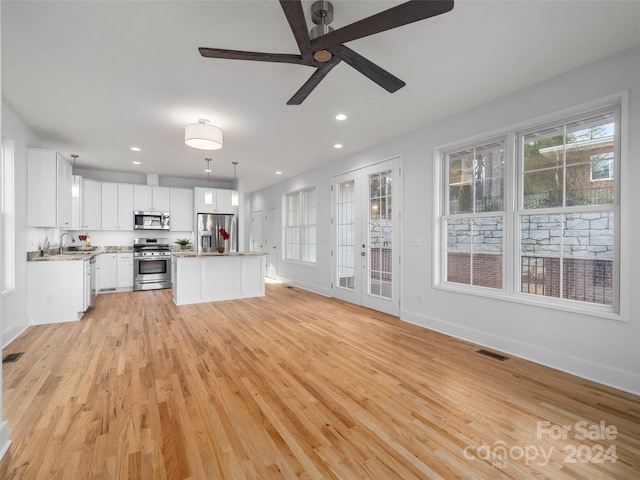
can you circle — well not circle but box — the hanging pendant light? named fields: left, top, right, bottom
left=204, top=158, right=213, bottom=205
left=231, top=161, right=239, bottom=207
left=185, top=119, right=223, bottom=150
left=71, top=154, right=80, bottom=197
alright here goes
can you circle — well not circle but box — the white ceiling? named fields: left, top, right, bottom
left=3, top=1, right=640, bottom=193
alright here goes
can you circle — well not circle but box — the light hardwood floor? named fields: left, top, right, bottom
left=1, top=283, right=639, bottom=479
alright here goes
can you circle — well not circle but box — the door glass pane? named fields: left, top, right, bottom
left=369, top=170, right=392, bottom=299
left=337, top=181, right=355, bottom=290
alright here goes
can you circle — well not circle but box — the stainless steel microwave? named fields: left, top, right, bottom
left=133, top=211, right=170, bottom=230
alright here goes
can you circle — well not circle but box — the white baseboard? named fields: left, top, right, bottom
left=401, top=308, right=640, bottom=396
left=0, top=420, right=11, bottom=461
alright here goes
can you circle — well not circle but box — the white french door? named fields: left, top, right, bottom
left=331, top=158, right=400, bottom=316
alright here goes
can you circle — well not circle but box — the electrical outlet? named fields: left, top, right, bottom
left=418, top=294, right=424, bottom=304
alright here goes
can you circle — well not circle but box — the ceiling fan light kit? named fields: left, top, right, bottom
left=198, top=0, right=455, bottom=104
left=185, top=119, right=224, bottom=150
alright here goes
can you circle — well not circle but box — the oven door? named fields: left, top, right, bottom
left=133, top=256, right=171, bottom=290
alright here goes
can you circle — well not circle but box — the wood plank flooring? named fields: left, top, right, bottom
left=1, top=283, right=639, bottom=479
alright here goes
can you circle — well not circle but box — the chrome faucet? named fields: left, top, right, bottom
left=59, top=232, right=75, bottom=254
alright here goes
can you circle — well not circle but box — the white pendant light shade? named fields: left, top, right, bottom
left=231, top=190, right=239, bottom=207
left=185, top=119, right=223, bottom=150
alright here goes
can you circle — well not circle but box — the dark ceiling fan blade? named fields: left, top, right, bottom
left=311, top=0, right=454, bottom=51
left=330, top=44, right=405, bottom=93
left=199, top=47, right=318, bottom=67
left=287, top=56, right=342, bottom=105
left=279, top=0, right=313, bottom=61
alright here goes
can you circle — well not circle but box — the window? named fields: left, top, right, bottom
left=285, top=187, right=316, bottom=263
left=2, top=139, right=16, bottom=294
left=520, top=110, right=616, bottom=306
left=443, top=140, right=505, bottom=289
left=437, top=104, right=620, bottom=314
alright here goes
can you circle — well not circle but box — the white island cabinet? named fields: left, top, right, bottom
left=27, top=260, right=85, bottom=324
left=172, top=252, right=266, bottom=306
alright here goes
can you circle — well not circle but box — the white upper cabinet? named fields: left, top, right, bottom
left=133, top=185, right=171, bottom=212
left=82, top=179, right=102, bottom=231
left=117, top=184, right=134, bottom=230
left=102, top=183, right=134, bottom=230
left=194, top=187, right=235, bottom=215
left=170, top=188, right=193, bottom=232
left=27, top=148, right=72, bottom=228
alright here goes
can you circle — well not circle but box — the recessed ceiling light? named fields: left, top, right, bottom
left=334, top=144, right=343, bottom=149
left=205, top=169, right=211, bottom=173
left=275, top=171, right=282, bottom=175
left=335, top=114, right=347, bottom=121
left=132, top=161, right=141, bottom=165
left=131, top=147, right=141, bottom=152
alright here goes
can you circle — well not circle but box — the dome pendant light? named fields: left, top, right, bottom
left=185, top=119, right=223, bottom=150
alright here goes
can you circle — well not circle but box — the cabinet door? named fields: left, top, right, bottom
left=82, top=179, right=102, bottom=230
left=117, top=184, right=134, bottom=230
left=170, top=188, right=193, bottom=231
left=215, top=189, right=235, bottom=214
left=133, top=185, right=153, bottom=211
left=99, top=253, right=117, bottom=291
left=27, top=149, right=57, bottom=227
left=153, top=187, right=171, bottom=212
left=56, top=154, right=72, bottom=229
left=101, top=182, right=118, bottom=230
left=117, top=253, right=134, bottom=288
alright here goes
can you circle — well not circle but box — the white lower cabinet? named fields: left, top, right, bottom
left=117, top=253, right=134, bottom=290
left=98, top=253, right=117, bottom=291
left=27, top=260, right=85, bottom=324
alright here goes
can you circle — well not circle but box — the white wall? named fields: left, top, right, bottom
left=250, top=46, right=640, bottom=395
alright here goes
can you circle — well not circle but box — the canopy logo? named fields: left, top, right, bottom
left=462, top=420, right=618, bottom=469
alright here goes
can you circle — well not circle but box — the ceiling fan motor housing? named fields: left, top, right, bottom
left=310, top=1, right=334, bottom=62
left=311, top=1, right=333, bottom=25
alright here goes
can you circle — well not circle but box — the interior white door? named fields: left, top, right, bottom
left=265, top=208, right=278, bottom=279
left=251, top=211, right=265, bottom=252
left=332, top=158, right=400, bottom=316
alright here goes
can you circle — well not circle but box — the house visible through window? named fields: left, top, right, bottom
left=285, top=187, right=316, bottom=263
left=438, top=105, right=620, bottom=313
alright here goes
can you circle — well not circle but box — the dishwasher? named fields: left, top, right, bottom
left=83, top=256, right=97, bottom=312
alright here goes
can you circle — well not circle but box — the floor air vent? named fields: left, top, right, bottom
left=476, top=349, right=509, bottom=361
left=3, top=352, right=25, bottom=364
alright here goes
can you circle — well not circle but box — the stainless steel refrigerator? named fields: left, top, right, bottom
left=197, top=213, right=238, bottom=253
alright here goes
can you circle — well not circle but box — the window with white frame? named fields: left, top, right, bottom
left=519, top=109, right=617, bottom=306
left=443, top=140, right=506, bottom=289
left=438, top=104, right=620, bottom=313
left=2, top=139, right=16, bottom=294
left=285, top=187, right=316, bottom=263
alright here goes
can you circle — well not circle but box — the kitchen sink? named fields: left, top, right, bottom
left=61, top=246, right=97, bottom=254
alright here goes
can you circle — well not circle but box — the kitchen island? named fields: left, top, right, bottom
left=172, top=251, right=267, bottom=306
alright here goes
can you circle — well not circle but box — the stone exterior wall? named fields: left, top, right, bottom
left=520, top=212, right=613, bottom=258
left=447, top=212, right=614, bottom=303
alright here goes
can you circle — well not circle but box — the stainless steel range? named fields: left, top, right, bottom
left=133, top=238, right=172, bottom=291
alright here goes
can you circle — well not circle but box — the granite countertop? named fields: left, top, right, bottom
left=27, top=246, right=134, bottom=262
left=172, top=251, right=268, bottom=258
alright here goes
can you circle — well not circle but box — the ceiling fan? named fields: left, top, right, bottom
left=199, top=0, right=454, bottom=105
